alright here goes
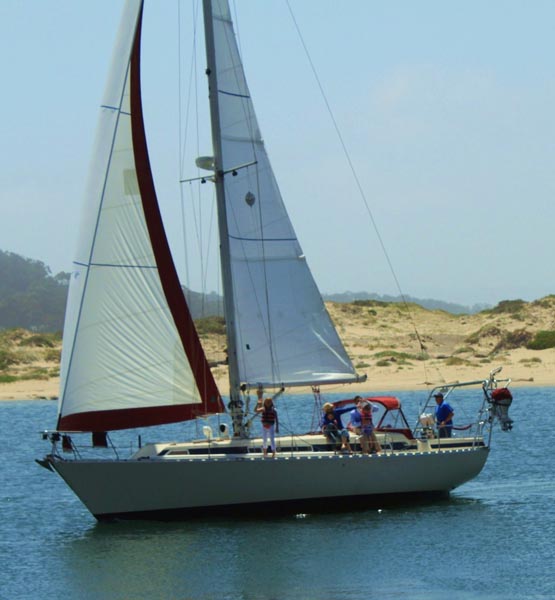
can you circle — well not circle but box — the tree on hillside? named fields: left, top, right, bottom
left=0, top=250, right=69, bottom=332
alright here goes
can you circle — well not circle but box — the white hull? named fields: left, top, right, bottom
left=49, top=446, right=489, bottom=519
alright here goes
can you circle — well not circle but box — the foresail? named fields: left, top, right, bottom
left=57, top=0, right=223, bottom=432
left=208, top=1, right=361, bottom=388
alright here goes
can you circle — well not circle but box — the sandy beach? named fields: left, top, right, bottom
left=1, top=346, right=553, bottom=402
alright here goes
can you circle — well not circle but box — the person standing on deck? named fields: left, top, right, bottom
left=255, top=392, right=279, bottom=458
left=349, top=399, right=381, bottom=454
left=434, top=393, right=454, bottom=438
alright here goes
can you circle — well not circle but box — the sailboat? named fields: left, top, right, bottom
left=38, top=0, right=514, bottom=520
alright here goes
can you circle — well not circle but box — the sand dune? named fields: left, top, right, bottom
left=2, top=298, right=555, bottom=400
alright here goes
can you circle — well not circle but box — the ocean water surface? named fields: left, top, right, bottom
left=1, top=387, right=553, bottom=599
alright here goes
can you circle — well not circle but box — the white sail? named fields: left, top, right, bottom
left=209, top=1, right=361, bottom=387
left=58, top=0, right=222, bottom=431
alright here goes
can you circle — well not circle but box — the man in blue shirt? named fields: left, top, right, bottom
left=434, top=393, right=454, bottom=438
left=321, top=402, right=352, bottom=452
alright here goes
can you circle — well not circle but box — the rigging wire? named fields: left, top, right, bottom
left=178, top=0, right=219, bottom=317
left=201, top=188, right=218, bottom=300
left=230, top=0, right=243, bottom=57
left=285, top=1, right=433, bottom=384
left=177, top=0, right=192, bottom=288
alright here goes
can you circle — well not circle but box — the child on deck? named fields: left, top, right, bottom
left=255, top=393, right=279, bottom=458
left=349, top=399, right=382, bottom=454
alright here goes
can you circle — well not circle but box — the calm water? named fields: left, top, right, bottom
left=1, top=387, right=553, bottom=600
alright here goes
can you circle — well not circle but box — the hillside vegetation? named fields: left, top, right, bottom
left=326, top=296, right=555, bottom=374
left=0, top=329, right=61, bottom=385
left=0, top=250, right=69, bottom=332
left=2, top=297, right=555, bottom=393
left=0, top=250, right=492, bottom=337
left=0, top=250, right=226, bottom=332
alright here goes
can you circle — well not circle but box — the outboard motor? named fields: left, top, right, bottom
left=489, top=387, right=514, bottom=431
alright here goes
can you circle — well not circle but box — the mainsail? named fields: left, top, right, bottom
left=57, top=0, right=223, bottom=432
left=205, top=0, right=361, bottom=388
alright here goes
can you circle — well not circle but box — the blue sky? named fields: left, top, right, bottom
left=2, top=1, right=554, bottom=306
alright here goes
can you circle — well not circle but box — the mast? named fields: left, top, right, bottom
left=202, top=0, right=245, bottom=437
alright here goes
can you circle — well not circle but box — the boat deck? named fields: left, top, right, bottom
left=131, top=432, right=486, bottom=462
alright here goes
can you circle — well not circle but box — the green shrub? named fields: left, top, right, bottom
left=20, top=368, right=49, bottom=381
left=375, top=359, right=391, bottom=367
left=0, top=348, right=17, bottom=371
left=337, top=304, right=360, bottom=315
left=465, top=325, right=503, bottom=344
left=453, top=346, right=473, bottom=355
left=374, top=350, right=411, bottom=360
left=0, top=374, right=17, bottom=383
left=353, top=300, right=387, bottom=308
left=0, top=328, right=27, bottom=343
left=532, top=295, right=555, bottom=309
left=519, top=357, right=542, bottom=364
left=44, top=348, right=61, bottom=362
left=486, top=299, right=527, bottom=314
left=527, top=331, right=555, bottom=350
left=19, top=333, right=57, bottom=348
left=493, top=329, right=533, bottom=352
left=195, top=316, right=226, bottom=336
left=445, top=356, right=469, bottom=366
left=373, top=350, right=427, bottom=361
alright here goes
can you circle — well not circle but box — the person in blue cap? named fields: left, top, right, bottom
left=434, top=393, right=454, bottom=438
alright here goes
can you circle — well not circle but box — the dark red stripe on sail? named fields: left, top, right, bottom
left=127, top=7, right=223, bottom=419
left=58, top=403, right=221, bottom=433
